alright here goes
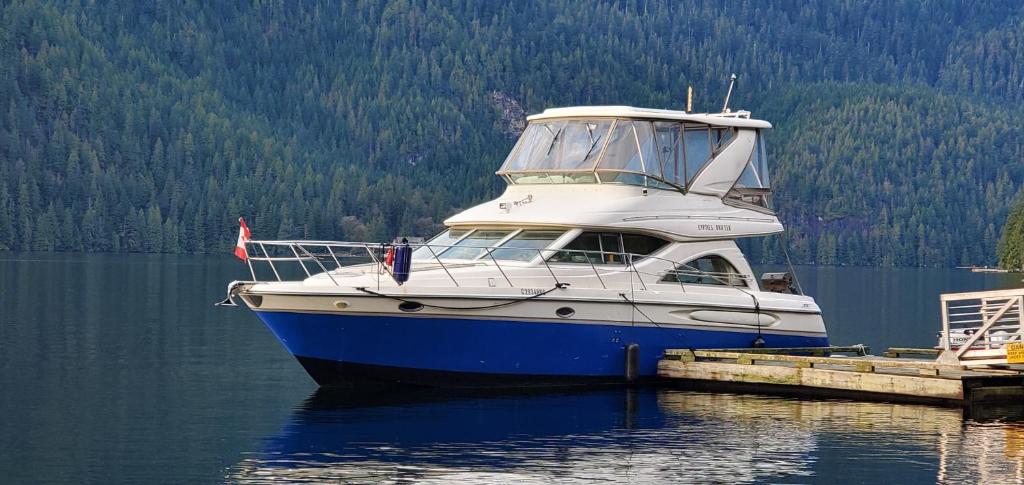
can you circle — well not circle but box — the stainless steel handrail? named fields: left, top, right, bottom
left=242, top=239, right=754, bottom=295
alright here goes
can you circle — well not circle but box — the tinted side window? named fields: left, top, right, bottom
left=661, top=255, right=747, bottom=287
left=599, top=233, right=623, bottom=264
left=549, top=232, right=602, bottom=264
left=550, top=232, right=668, bottom=264
left=622, top=234, right=668, bottom=258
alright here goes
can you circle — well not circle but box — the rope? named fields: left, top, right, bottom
left=617, top=292, right=692, bottom=346
left=354, top=283, right=568, bottom=311
left=618, top=292, right=658, bottom=326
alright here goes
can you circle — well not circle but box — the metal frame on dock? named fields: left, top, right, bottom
left=937, top=288, right=1024, bottom=366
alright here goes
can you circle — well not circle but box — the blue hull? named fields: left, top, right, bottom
left=255, top=311, right=828, bottom=387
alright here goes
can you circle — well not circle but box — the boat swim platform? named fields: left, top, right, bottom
left=657, top=346, right=1024, bottom=406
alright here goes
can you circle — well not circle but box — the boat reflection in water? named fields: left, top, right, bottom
left=228, top=389, right=1024, bottom=483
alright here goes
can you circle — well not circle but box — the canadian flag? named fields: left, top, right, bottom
left=234, top=217, right=251, bottom=261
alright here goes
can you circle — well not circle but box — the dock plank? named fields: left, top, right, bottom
left=658, top=359, right=966, bottom=401
left=674, top=350, right=962, bottom=371
left=658, top=347, right=1024, bottom=405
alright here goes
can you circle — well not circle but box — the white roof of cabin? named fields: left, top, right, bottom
left=527, top=106, right=772, bottom=129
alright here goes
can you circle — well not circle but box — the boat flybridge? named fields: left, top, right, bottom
left=222, top=105, right=829, bottom=387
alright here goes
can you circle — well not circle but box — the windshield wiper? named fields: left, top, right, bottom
left=580, top=127, right=602, bottom=163
left=545, top=126, right=564, bottom=157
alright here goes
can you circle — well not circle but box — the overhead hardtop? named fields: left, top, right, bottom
left=498, top=106, right=773, bottom=209
left=527, top=106, right=772, bottom=129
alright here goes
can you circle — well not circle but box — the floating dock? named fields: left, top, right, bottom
left=657, top=287, right=1024, bottom=406
left=657, top=346, right=1024, bottom=406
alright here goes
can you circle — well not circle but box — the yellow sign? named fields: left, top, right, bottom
left=1007, top=342, right=1024, bottom=364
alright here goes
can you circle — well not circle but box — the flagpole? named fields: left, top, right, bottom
left=238, top=217, right=257, bottom=281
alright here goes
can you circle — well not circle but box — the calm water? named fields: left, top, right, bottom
left=2, top=253, right=1024, bottom=483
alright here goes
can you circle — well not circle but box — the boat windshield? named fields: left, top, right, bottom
left=412, top=228, right=469, bottom=260
left=498, top=118, right=749, bottom=192
left=411, top=228, right=566, bottom=262
left=490, top=230, right=563, bottom=261
left=438, top=230, right=513, bottom=260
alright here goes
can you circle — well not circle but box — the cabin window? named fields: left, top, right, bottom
left=490, top=230, right=564, bottom=261
left=549, top=232, right=667, bottom=264
left=622, top=233, right=668, bottom=256
left=549, top=232, right=602, bottom=264
left=661, top=255, right=748, bottom=287
left=683, top=128, right=712, bottom=182
left=439, top=230, right=513, bottom=260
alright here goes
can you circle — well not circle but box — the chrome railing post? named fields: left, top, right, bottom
left=259, top=242, right=282, bottom=281
left=537, top=249, right=561, bottom=286
left=325, top=245, right=343, bottom=270
left=427, top=245, right=459, bottom=287
left=584, top=251, right=607, bottom=289
left=296, top=244, right=339, bottom=286
left=484, top=248, right=514, bottom=287
left=290, top=243, right=312, bottom=278
left=628, top=253, right=648, bottom=290
left=361, top=244, right=384, bottom=269
left=244, top=242, right=257, bottom=281
left=359, top=244, right=383, bottom=290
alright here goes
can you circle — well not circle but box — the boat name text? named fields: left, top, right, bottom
left=696, top=223, right=732, bottom=231
left=513, top=194, right=534, bottom=207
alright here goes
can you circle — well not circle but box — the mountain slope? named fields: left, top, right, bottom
left=1, top=0, right=1023, bottom=266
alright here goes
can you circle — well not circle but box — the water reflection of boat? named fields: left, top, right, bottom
left=227, top=389, right=1024, bottom=484
left=228, top=387, right=818, bottom=483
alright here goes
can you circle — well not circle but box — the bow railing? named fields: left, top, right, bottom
left=240, top=239, right=753, bottom=294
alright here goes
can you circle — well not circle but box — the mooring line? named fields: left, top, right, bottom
left=354, top=283, right=568, bottom=311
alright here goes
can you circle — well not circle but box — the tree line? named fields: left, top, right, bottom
left=1, top=0, right=1023, bottom=267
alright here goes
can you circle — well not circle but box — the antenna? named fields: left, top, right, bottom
left=721, top=73, right=737, bottom=113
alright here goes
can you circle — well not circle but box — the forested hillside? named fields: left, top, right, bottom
left=2, top=0, right=1023, bottom=266
left=1000, top=195, right=1024, bottom=270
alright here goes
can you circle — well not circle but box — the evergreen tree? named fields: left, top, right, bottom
left=998, top=194, right=1024, bottom=270
left=0, top=0, right=1022, bottom=267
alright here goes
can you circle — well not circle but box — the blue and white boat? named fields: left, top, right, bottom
left=222, top=105, right=829, bottom=387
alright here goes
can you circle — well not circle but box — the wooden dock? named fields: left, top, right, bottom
left=657, top=347, right=1024, bottom=406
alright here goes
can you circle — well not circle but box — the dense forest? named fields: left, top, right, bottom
left=2, top=0, right=1023, bottom=266
left=999, top=195, right=1024, bottom=271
